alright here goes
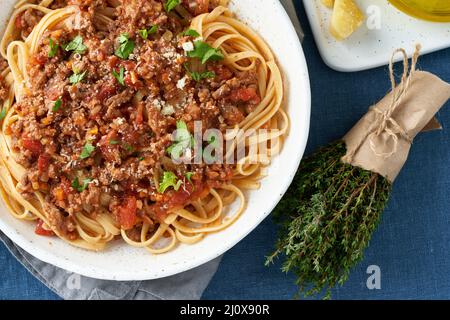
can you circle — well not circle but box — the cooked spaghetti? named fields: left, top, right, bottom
left=0, top=0, right=287, bottom=253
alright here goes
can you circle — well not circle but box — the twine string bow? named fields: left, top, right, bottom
left=343, top=44, right=421, bottom=163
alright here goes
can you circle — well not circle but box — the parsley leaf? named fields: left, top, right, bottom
left=191, top=70, right=215, bottom=82
left=71, top=177, right=92, bottom=192
left=123, top=143, right=134, bottom=153
left=69, top=70, right=87, bottom=84
left=109, top=139, right=120, bottom=145
left=112, top=67, right=125, bottom=86
left=139, top=25, right=158, bottom=40
left=52, top=98, right=62, bottom=112
left=0, top=107, right=7, bottom=121
left=164, top=0, right=180, bottom=12
left=187, top=41, right=224, bottom=64
left=158, top=171, right=182, bottom=193
left=115, top=33, right=135, bottom=59
left=185, top=172, right=194, bottom=184
left=48, top=39, right=59, bottom=58
left=80, top=142, right=95, bottom=159
left=166, top=120, right=194, bottom=159
left=63, top=35, right=87, bottom=54
left=183, top=29, right=200, bottom=38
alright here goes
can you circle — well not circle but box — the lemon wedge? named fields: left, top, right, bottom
left=321, top=0, right=335, bottom=9
left=330, top=0, right=365, bottom=40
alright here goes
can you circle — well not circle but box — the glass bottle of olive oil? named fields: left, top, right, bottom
left=389, top=0, right=450, bottom=22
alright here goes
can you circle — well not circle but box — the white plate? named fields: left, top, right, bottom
left=304, top=0, right=450, bottom=72
left=0, top=0, right=311, bottom=280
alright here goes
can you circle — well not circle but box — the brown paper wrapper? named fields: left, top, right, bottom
left=342, top=71, right=450, bottom=182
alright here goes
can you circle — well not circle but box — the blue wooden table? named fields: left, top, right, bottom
left=1, top=2, right=450, bottom=300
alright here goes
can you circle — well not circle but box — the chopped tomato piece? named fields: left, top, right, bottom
left=118, top=196, right=137, bottom=230
left=151, top=180, right=208, bottom=221
left=35, top=220, right=55, bottom=236
left=22, top=138, right=42, bottom=156
left=37, top=153, right=50, bottom=173
left=230, top=87, right=260, bottom=104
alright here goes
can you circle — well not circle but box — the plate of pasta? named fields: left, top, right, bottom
left=0, top=0, right=310, bottom=280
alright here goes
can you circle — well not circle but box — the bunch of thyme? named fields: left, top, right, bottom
left=266, top=141, right=391, bottom=299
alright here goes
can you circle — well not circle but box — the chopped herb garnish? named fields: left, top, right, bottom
left=63, top=35, right=87, bottom=54
left=138, top=156, right=145, bottom=161
left=185, top=172, right=194, bottom=184
left=187, top=41, right=224, bottom=64
left=123, top=143, right=134, bottom=152
left=183, top=29, right=200, bottom=38
left=109, top=139, right=120, bottom=145
left=52, top=98, right=62, bottom=112
left=80, top=142, right=95, bottom=159
left=164, top=0, right=180, bottom=12
left=166, top=120, right=194, bottom=159
left=71, top=177, right=92, bottom=192
left=115, top=33, right=135, bottom=59
left=48, top=39, right=59, bottom=58
left=0, top=107, right=7, bottom=121
left=69, top=70, right=87, bottom=84
left=139, top=25, right=158, bottom=40
left=112, top=67, right=125, bottom=86
left=190, top=70, right=215, bottom=82
left=158, top=171, right=182, bottom=193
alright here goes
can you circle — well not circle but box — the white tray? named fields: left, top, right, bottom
left=303, top=0, right=450, bottom=72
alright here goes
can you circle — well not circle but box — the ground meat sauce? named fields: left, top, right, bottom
left=10, top=0, right=261, bottom=238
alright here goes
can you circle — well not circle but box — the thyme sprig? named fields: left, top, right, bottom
left=266, top=141, right=391, bottom=299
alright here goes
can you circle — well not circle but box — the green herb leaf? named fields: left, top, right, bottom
left=48, top=39, right=59, bottom=58
left=109, top=139, right=120, bottom=145
left=63, top=35, right=87, bottom=54
left=80, top=142, right=95, bottom=159
left=69, top=70, right=87, bottom=84
left=190, top=70, right=215, bottom=82
left=183, top=29, right=200, bottom=38
left=158, top=171, right=182, bottom=193
left=164, top=0, right=180, bottom=12
left=166, top=120, right=195, bottom=159
left=52, top=98, right=62, bottom=112
left=115, top=33, right=135, bottom=59
left=139, top=25, right=158, bottom=40
left=0, top=107, right=7, bottom=121
left=187, top=41, right=224, bottom=64
left=71, top=177, right=92, bottom=192
left=185, top=172, right=194, bottom=184
left=112, top=67, right=125, bottom=86
left=123, top=143, right=134, bottom=152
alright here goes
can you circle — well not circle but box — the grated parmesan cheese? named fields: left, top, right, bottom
left=161, top=104, right=175, bottom=116
left=182, top=41, right=194, bottom=52
left=177, top=76, right=187, bottom=89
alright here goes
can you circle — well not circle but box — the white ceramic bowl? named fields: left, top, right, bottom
left=0, top=0, right=310, bottom=280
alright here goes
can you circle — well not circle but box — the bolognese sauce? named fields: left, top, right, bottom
left=7, top=0, right=261, bottom=239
